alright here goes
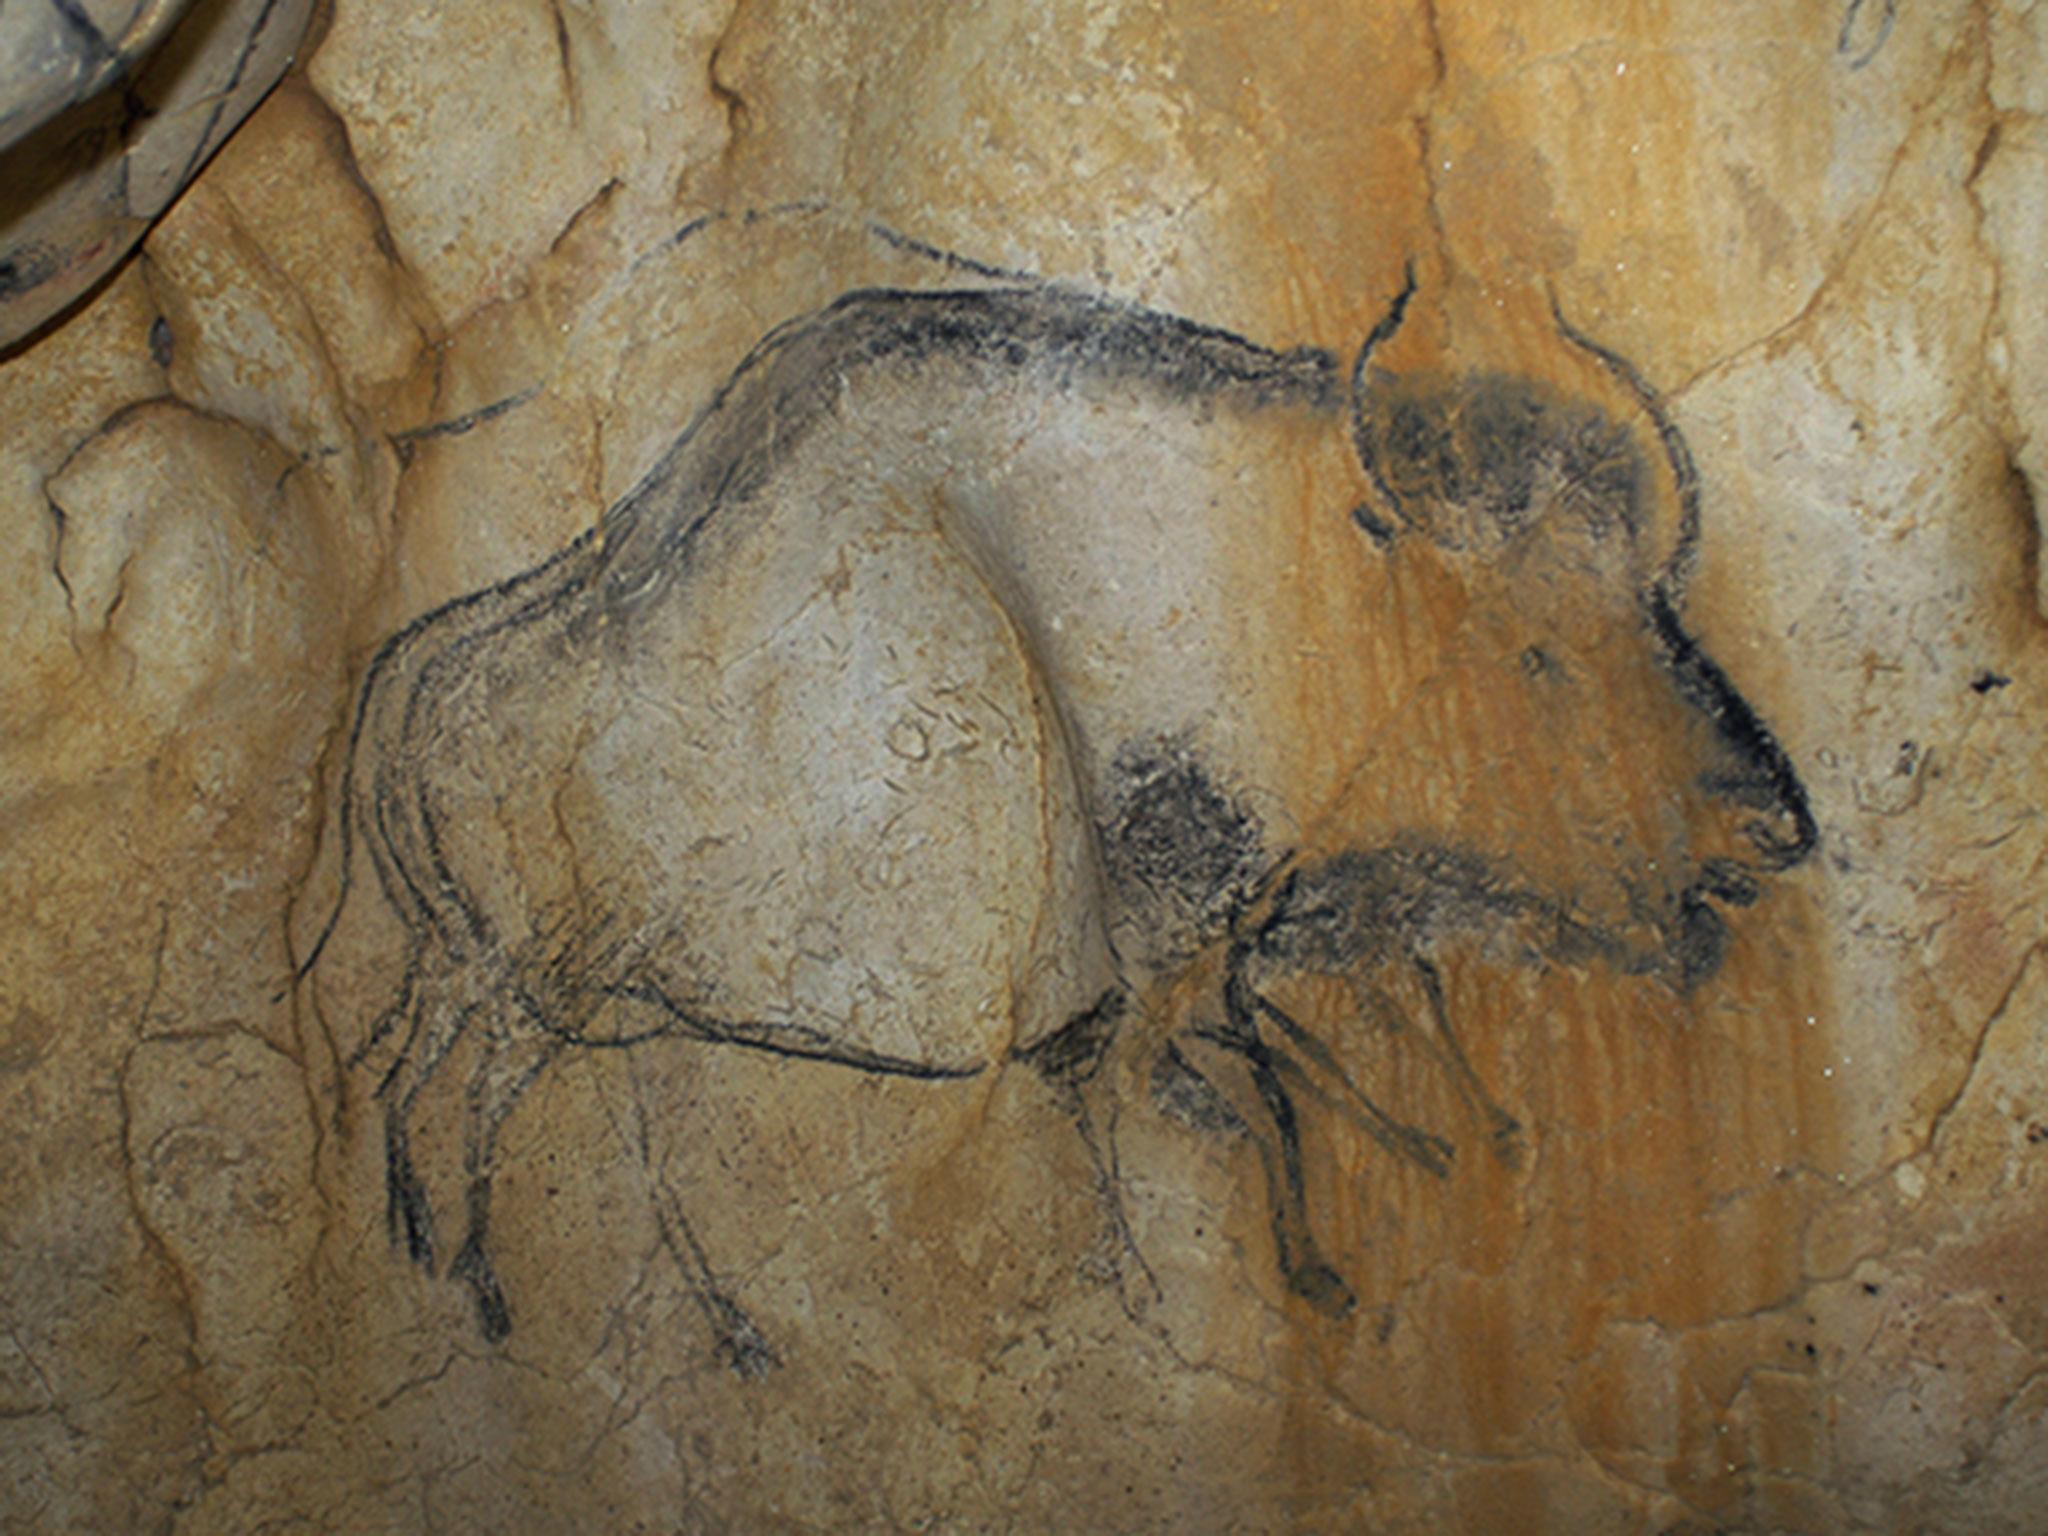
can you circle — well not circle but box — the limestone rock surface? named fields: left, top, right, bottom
left=1, top=2, right=2044, bottom=1533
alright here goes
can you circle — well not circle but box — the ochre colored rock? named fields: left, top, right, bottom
left=2, top=2, right=2043, bottom=1532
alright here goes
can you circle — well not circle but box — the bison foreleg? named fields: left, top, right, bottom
left=1403, top=955, right=1522, bottom=1168
left=1249, top=988, right=1456, bottom=1178
left=1180, top=1019, right=1355, bottom=1319
left=372, top=956, right=485, bottom=1274
left=1180, top=969, right=1359, bottom=1318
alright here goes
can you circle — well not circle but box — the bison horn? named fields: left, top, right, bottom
left=1548, top=291, right=1704, bottom=608
left=1346, top=269, right=1699, bottom=590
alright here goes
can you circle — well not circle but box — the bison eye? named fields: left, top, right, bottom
left=1519, top=646, right=1560, bottom=678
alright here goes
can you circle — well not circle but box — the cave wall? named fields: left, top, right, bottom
left=2, top=2, right=2044, bottom=1531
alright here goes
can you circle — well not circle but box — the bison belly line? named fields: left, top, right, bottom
left=577, top=978, right=994, bottom=1080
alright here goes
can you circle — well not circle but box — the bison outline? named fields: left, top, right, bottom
left=296, top=250, right=1815, bottom=1372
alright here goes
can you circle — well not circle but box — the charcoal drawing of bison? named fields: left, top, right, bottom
left=296, top=257, right=1815, bottom=1372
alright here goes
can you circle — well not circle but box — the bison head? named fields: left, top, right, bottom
left=1310, top=270, right=1816, bottom=992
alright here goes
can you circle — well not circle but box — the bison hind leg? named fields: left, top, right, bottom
left=364, top=947, right=535, bottom=1318
left=370, top=957, right=490, bottom=1276
left=441, top=1008, right=563, bottom=1344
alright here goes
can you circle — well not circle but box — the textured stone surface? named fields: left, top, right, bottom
left=0, top=0, right=318, bottom=347
left=1, top=2, right=2043, bottom=1532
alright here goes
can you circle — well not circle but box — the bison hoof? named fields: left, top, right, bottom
left=719, top=1329, right=780, bottom=1382
left=1117, top=1258, right=1166, bottom=1321
left=1396, top=1124, right=1456, bottom=1179
left=1080, top=1232, right=1165, bottom=1321
left=1488, top=1110, right=1525, bottom=1170
left=1289, top=1261, right=1358, bottom=1319
left=709, top=1295, right=779, bottom=1380
left=451, top=1237, right=513, bottom=1343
